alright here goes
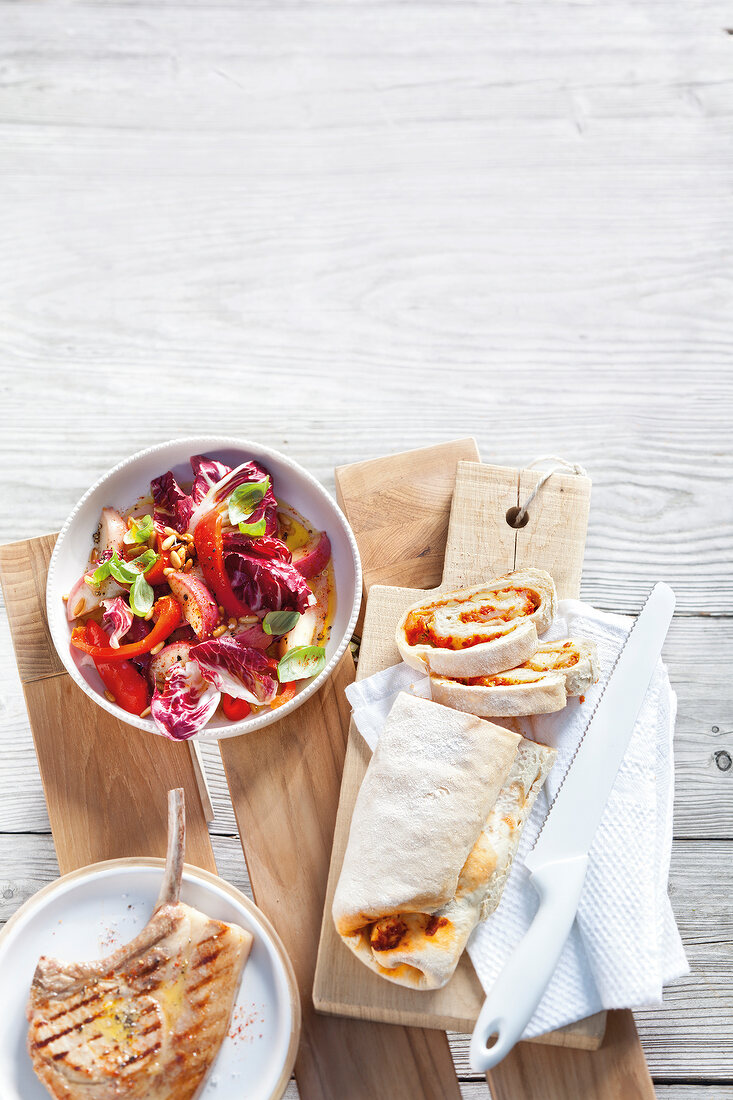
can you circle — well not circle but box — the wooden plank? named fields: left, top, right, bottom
left=335, top=438, right=480, bottom=594
left=1, top=616, right=728, bottom=840
left=486, top=1011, right=654, bottom=1100
left=0, top=537, right=64, bottom=682
left=315, top=455, right=618, bottom=1069
left=0, top=538, right=217, bottom=877
left=515, top=466, right=592, bottom=601
left=220, top=652, right=461, bottom=1100
left=3, top=835, right=731, bottom=1082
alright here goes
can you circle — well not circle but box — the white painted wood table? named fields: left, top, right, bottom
left=0, top=0, right=731, bottom=1095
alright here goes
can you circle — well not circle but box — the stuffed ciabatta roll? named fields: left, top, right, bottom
left=430, top=637, right=599, bottom=718
left=396, top=568, right=557, bottom=678
left=332, top=693, right=555, bottom=990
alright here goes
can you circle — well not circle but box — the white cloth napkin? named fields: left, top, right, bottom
left=344, top=599, right=688, bottom=1037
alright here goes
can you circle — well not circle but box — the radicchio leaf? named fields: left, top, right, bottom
left=101, top=596, right=134, bottom=648
left=151, top=470, right=194, bottom=533
left=150, top=659, right=220, bottom=740
left=212, top=460, right=278, bottom=535
left=225, top=552, right=316, bottom=615
left=223, top=530, right=292, bottom=564
left=191, top=636, right=278, bottom=705
left=190, top=454, right=232, bottom=505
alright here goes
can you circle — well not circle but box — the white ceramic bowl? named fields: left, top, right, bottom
left=47, top=436, right=361, bottom=740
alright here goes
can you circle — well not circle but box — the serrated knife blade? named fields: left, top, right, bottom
left=469, top=582, right=675, bottom=1072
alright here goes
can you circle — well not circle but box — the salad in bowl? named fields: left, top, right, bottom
left=48, top=440, right=361, bottom=740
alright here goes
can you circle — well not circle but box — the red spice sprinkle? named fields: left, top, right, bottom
left=228, top=1004, right=265, bottom=1043
left=579, top=695, right=586, bottom=703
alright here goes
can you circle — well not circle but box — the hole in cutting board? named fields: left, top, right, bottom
left=505, top=506, right=529, bottom=529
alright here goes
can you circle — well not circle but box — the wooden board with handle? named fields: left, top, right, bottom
left=314, top=445, right=655, bottom=1098
left=217, top=440, right=483, bottom=1100
left=0, top=534, right=217, bottom=877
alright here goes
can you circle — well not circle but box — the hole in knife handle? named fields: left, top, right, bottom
left=506, top=506, right=529, bottom=529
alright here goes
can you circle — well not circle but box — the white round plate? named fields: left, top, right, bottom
left=0, top=859, right=300, bottom=1100
left=46, top=436, right=361, bottom=739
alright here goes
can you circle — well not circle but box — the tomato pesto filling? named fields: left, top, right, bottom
left=404, top=587, right=540, bottom=650
left=368, top=914, right=449, bottom=952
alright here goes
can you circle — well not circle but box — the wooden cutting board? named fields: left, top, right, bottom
left=0, top=534, right=217, bottom=876
left=314, top=445, right=655, bottom=1098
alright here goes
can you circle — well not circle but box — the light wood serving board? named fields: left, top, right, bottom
left=0, top=534, right=217, bottom=876
left=315, top=446, right=655, bottom=1098
left=217, top=443, right=482, bottom=1098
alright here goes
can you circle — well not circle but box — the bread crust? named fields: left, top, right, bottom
left=396, top=569, right=557, bottom=677
left=429, top=637, right=599, bottom=718
left=430, top=672, right=567, bottom=717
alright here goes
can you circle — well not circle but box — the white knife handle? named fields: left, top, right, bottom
left=469, top=854, right=589, bottom=1072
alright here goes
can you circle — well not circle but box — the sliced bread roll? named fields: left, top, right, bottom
left=332, top=693, right=555, bottom=990
left=396, top=568, right=557, bottom=677
left=430, top=637, right=599, bottom=718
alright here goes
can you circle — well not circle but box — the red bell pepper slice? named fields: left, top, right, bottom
left=71, top=595, right=182, bottom=661
left=143, top=549, right=171, bottom=585
left=221, top=693, right=252, bottom=721
left=85, top=620, right=150, bottom=715
left=194, top=511, right=252, bottom=619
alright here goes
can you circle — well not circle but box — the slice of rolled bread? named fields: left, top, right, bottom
left=396, top=568, right=557, bottom=678
left=429, top=638, right=599, bottom=717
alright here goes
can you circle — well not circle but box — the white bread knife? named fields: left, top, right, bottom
left=469, top=582, right=676, bottom=1071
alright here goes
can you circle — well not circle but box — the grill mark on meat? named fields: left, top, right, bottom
left=187, top=971, right=216, bottom=994
left=132, top=956, right=164, bottom=979
left=32, top=1008, right=109, bottom=1050
left=47, top=990, right=103, bottom=1021
left=193, top=947, right=222, bottom=969
left=118, top=1041, right=162, bottom=1067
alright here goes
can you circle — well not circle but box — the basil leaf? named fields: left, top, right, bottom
left=108, top=553, right=139, bottom=585
left=277, top=644, right=327, bottom=683
left=129, top=572, right=154, bottom=617
left=92, top=559, right=112, bottom=585
left=228, top=477, right=270, bottom=526
left=238, top=516, right=267, bottom=538
left=263, top=610, right=301, bottom=636
left=137, top=549, right=158, bottom=573
left=123, top=514, right=154, bottom=545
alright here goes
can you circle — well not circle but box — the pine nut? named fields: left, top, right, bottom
left=182, top=532, right=195, bottom=543
left=72, top=598, right=86, bottom=617
left=144, top=608, right=155, bottom=621
left=161, top=534, right=176, bottom=551
left=177, top=547, right=186, bottom=565
left=62, top=593, right=69, bottom=602
left=150, top=641, right=165, bottom=655
left=163, top=567, right=174, bottom=576
left=227, top=618, right=237, bottom=630
left=184, top=558, right=194, bottom=572
left=164, top=526, right=178, bottom=537
left=140, top=705, right=152, bottom=718
left=169, top=549, right=182, bottom=569
left=217, top=605, right=225, bottom=616
left=84, top=576, right=97, bottom=589
left=212, top=624, right=227, bottom=638
left=104, top=690, right=116, bottom=703
left=90, top=548, right=98, bottom=562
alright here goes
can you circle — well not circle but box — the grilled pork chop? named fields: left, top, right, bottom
left=27, top=789, right=253, bottom=1100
